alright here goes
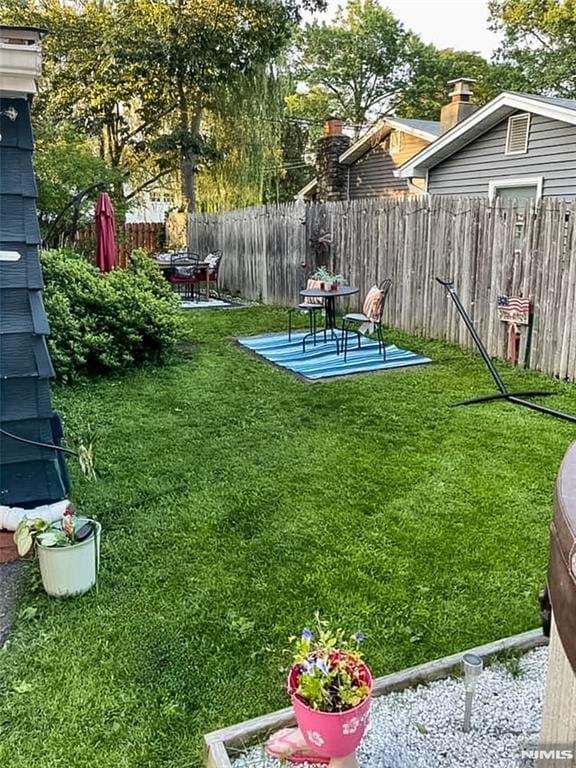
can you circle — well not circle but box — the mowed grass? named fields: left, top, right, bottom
left=1, top=305, right=574, bottom=768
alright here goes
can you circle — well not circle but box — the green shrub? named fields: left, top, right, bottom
left=41, top=249, right=183, bottom=382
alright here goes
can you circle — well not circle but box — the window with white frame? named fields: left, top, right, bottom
left=489, top=176, right=542, bottom=253
left=505, top=113, right=531, bottom=155
left=488, top=176, right=543, bottom=204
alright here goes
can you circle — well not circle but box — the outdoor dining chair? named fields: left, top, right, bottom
left=342, top=279, right=392, bottom=361
left=166, top=251, right=201, bottom=299
left=288, top=278, right=326, bottom=344
left=166, top=250, right=223, bottom=301
left=199, top=250, right=223, bottom=299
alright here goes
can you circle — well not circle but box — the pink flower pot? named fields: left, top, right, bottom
left=288, top=663, right=372, bottom=758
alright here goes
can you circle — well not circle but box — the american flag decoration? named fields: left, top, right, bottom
left=497, top=294, right=531, bottom=325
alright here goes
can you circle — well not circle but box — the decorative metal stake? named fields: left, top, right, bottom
left=462, top=653, right=483, bottom=733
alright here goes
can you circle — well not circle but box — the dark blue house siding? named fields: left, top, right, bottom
left=0, top=243, right=43, bottom=289
left=427, top=112, right=576, bottom=199
left=0, top=148, right=37, bottom=196
left=0, top=379, right=52, bottom=422
left=0, top=96, right=69, bottom=507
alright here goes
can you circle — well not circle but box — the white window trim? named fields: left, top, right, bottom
left=505, top=112, right=531, bottom=155
left=488, top=176, right=543, bottom=203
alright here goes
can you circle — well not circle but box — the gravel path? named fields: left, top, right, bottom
left=230, top=647, right=547, bottom=768
left=0, top=562, right=23, bottom=648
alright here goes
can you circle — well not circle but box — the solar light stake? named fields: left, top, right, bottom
left=462, top=653, right=483, bottom=733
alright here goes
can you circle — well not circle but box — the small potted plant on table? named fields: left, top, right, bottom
left=312, top=267, right=346, bottom=292
left=14, top=505, right=101, bottom=598
left=267, top=617, right=372, bottom=767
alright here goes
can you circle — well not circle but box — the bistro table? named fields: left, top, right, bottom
left=299, top=285, right=359, bottom=355
left=152, top=252, right=212, bottom=301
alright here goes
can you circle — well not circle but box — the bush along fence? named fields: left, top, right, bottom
left=76, top=222, right=165, bottom=267
left=188, top=196, right=576, bottom=381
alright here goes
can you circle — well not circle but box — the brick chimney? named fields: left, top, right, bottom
left=316, top=117, right=351, bottom=202
left=440, top=78, right=478, bottom=134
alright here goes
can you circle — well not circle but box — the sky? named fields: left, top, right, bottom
left=316, top=0, right=501, bottom=58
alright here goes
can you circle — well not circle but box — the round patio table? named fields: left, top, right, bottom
left=299, top=285, right=358, bottom=354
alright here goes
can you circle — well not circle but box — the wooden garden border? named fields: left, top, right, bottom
left=204, top=628, right=546, bottom=767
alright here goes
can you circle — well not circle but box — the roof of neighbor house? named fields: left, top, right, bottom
left=295, top=116, right=441, bottom=199
left=398, top=91, right=576, bottom=178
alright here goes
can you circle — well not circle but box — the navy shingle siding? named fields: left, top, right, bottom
left=0, top=96, right=69, bottom=507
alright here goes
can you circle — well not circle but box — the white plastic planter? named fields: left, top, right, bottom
left=37, top=520, right=101, bottom=598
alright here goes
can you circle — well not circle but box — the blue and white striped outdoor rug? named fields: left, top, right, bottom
left=237, top=331, right=431, bottom=381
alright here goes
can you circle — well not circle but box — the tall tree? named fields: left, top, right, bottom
left=196, top=68, right=286, bottom=211
left=395, top=46, right=527, bottom=120
left=0, top=0, right=168, bottom=201
left=118, top=0, right=325, bottom=212
left=2, top=0, right=325, bottom=213
left=489, top=0, right=576, bottom=97
left=293, top=0, right=415, bottom=131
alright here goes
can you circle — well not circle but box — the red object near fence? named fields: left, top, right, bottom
left=77, top=222, right=164, bottom=268
left=95, top=192, right=117, bottom=272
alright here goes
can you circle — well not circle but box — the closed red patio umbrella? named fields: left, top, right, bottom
left=95, top=191, right=116, bottom=272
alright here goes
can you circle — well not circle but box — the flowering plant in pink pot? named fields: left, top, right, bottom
left=287, top=618, right=372, bottom=767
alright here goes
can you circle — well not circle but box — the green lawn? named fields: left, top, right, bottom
left=1, top=306, right=574, bottom=767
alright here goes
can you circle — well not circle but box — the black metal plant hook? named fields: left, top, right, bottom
left=435, top=277, right=576, bottom=425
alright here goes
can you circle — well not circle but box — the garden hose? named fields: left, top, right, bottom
left=0, top=427, right=79, bottom=457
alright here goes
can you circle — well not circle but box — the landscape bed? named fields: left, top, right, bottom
left=205, top=630, right=546, bottom=768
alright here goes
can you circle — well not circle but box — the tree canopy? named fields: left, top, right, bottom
left=395, top=46, right=527, bottom=120
left=291, top=0, right=526, bottom=130
left=1, top=0, right=325, bottom=212
left=293, top=0, right=415, bottom=129
left=489, top=0, right=576, bottom=97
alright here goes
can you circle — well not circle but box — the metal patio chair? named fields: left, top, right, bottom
left=288, top=278, right=326, bottom=344
left=342, top=279, right=392, bottom=361
left=167, top=251, right=201, bottom=299
left=199, top=250, right=223, bottom=299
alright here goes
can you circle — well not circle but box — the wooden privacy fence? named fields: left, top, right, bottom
left=189, top=196, right=576, bottom=381
left=76, top=222, right=164, bottom=268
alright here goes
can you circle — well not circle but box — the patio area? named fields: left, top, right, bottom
left=1, top=305, right=574, bottom=768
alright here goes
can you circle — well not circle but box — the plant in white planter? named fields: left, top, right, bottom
left=14, top=506, right=101, bottom=598
left=267, top=617, right=372, bottom=767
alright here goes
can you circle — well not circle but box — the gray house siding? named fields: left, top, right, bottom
left=427, top=112, right=576, bottom=198
left=347, top=146, right=409, bottom=199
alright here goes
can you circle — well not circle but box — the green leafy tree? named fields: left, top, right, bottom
left=33, top=120, right=126, bottom=242
left=0, top=0, right=171, bottom=204
left=395, top=46, right=527, bottom=120
left=489, top=0, right=576, bottom=97
left=196, top=69, right=286, bottom=211
left=293, top=0, right=415, bottom=131
left=2, top=0, right=326, bottom=214
left=117, top=0, right=326, bottom=211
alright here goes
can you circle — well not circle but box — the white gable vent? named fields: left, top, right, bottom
left=506, top=113, right=530, bottom=154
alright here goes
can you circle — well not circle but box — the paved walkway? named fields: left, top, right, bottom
left=0, top=562, right=23, bottom=647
